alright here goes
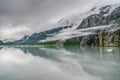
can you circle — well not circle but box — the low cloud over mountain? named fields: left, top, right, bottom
left=0, top=0, right=120, bottom=41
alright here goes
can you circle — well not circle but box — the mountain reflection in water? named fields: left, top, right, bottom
left=0, top=46, right=120, bottom=80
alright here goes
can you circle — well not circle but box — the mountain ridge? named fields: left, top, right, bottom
left=1, top=4, right=120, bottom=46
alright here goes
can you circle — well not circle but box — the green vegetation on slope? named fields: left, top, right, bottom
left=64, top=41, right=81, bottom=46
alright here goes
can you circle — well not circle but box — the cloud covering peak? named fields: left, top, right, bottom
left=0, top=0, right=120, bottom=41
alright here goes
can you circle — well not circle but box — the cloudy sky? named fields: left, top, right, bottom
left=0, top=0, right=120, bottom=41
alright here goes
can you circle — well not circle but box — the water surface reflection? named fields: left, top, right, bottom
left=0, top=46, right=120, bottom=80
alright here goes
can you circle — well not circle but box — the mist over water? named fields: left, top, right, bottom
left=0, top=46, right=120, bottom=80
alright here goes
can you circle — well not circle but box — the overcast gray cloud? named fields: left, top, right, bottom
left=0, top=0, right=120, bottom=41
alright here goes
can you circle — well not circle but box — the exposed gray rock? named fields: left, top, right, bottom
left=99, top=5, right=111, bottom=14
left=79, top=27, right=120, bottom=46
left=110, top=6, right=120, bottom=19
left=77, top=14, right=106, bottom=29
left=80, top=34, right=99, bottom=46
left=77, top=5, right=120, bottom=29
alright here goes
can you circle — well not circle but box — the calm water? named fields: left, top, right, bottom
left=0, top=46, right=120, bottom=80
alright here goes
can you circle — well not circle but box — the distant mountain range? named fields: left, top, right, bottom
left=1, top=4, right=120, bottom=46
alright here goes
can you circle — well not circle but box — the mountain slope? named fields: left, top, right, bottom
left=2, top=4, right=120, bottom=46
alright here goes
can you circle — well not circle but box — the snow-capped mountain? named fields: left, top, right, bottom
left=2, top=3, right=120, bottom=46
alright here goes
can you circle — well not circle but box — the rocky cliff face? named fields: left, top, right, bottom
left=66, top=5, right=120, bottom=46
left=77, top=5, right=120, bottom=29
left=80, top=28, right=120, bottom=47
left=65, top=24, right=120, bottom=47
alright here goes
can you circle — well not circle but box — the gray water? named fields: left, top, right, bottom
left=0, top=46, right=120, bottom=80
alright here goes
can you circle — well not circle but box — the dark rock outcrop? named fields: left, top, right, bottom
left=99, top=5, right=111, bottom=14
left=77, top=14, right=106, bottom=29
left=80, top=28, right=120, bottom=46
left=77, top=5, right=120, bottom=29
